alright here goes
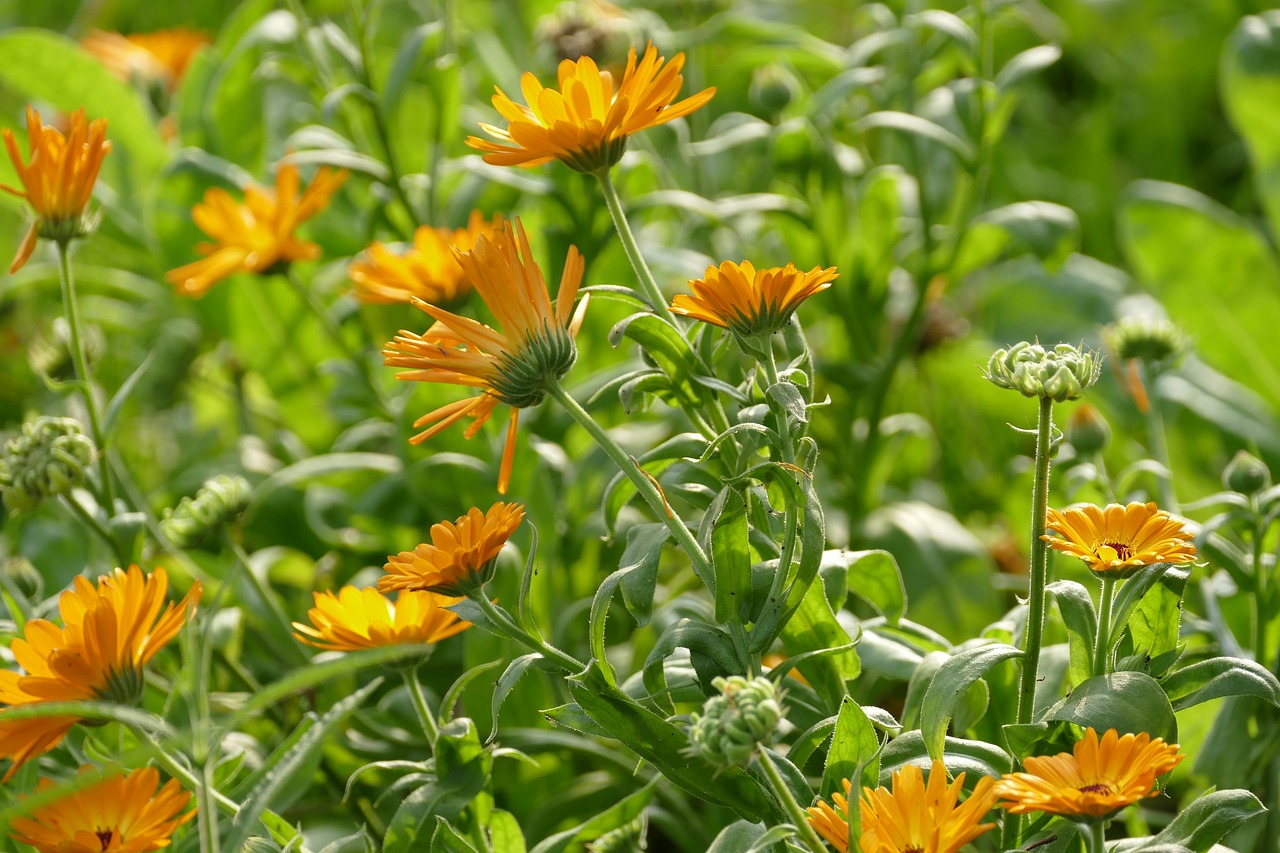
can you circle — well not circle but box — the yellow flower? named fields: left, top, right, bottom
left=82, top=29, right=209, bottom=93
left=293, top=587, right=472, bottom=651
left=467, top=42, right=715, bottom=173
left=669, top=260, right=838, bottom=337
left=806, top=760, right=998, bottom=853
left=0, top=566, right=201, bottom=780
left=350, top=211, right=503, bottom=306
left=0, top=107, right=111, bottom=273
left=994, top=727, right=1183, bottom=820
left=10, top=765, right=195, bottom=853
left=379, top=503, right=526, bottom=596
left=382, top=218, right=588, bottom=494
left=1043, top=501, right=1197, bottom=578
left=166, top=161, right=349, bottom=298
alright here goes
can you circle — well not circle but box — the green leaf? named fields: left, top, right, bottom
left=705, top=488, right=751, bottom=623
left=384, top=719, right=492, bottom=853
left=853, top=111, right=975, bottom=163
left=1124, top=566, right=1190, bottom=672
left=528, top=780, right=656, bottom=853
left=778, top=578, right=860, bottom=709
left=822, top=696, right=880, bottom=798
left=487, top=810, right=527, bottom=853
left=540, top=703, right=616, bottom=739
left=920, top=643, right=1022, bottom=759
left=765, top=381, right=809, bottom=426
left=249, top=453, right=403, bottom=510
left=432, top=818, right=481, bottom=853
left=609, top=313, right=708, bottom=405
left=490, top=654, right=558, bottom=742
left=1110, top=565, right=1191, bottom=660
left=102, top=351, right=158, bottom=439
left=1047, top=580, right=1097, bottom=687
left=617, top=524, right=670, bottom=627
left=995, top=44, right=1062, bottom=89
left=1041, top=672, right=1177, bottom=744
left=1160, top=656, right=1280, bottom=711
left=879, top=731, right=1012, bottom=782
left=1222, top=12, right=1280, bottom=242
left=706, top=821, right=795, bottom=853
left=642, top=620, right=740, bottom=711
left=839, top=550, right=907, bottom=625
left=971, top=201, right=1080, bottom=272
left=0, top=701, right=173, bottom=735
left=1123, top=790, right=1265, bottom=853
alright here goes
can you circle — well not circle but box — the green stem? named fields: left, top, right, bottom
left=1094, top=576, right=1117, bottom=677
left=60, top=493, right=128, bottom=566
left=1089, top=821, right=1107, bottom=853
left=470, top=592, right=584, bottom=673
left=757, top=750, right=828, bottom=853
left=1141, top=361, right=1178, bottom=511
left=1018, top=396, right=1054, bottom=725
left=403, top=666, right=440, bottom=748
left=130, top=724, right=240, bottom=816
left=199, top=759, right=223, bottom=853
left=1254, top=515, right=1268, bottom=665
left=227, top=535, right=310, bottom=666
left=596, top=170, right=680, bottom=326
left=56, top=240, right=115, bottom=512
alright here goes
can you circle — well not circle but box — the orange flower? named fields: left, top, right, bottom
left=807, top=760, right=998, bottom=853
left=166, top=161, right=348, bottom=298
left=0, top=566, right=201, bottom=780
left=467, top=42, right=715, bottom=173
left=350, top=211, right=503, bottom=306
left=379, top=503, right=526, bottom=596
left=0, top=107, right=111, bottom=273
left=82, top=29, right=209, bottom=93
left=382, top=218, right=588, bottom=493
left=994, top=728, right=1183, bottom=819
left=670, top=260, right=837, bottom=336
left=1043, top=501, right=1197, bottom=579
left=293, top=587, right=472, bottom=651
left=10, top=765, right=195, bottom=853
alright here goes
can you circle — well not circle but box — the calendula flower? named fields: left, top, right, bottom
left=994, top=727, right=1183, bottom=820
left=166, top=161, right=348, bottom=298
left=467, top=42, right=715, bottom=173
left=379, top=503, right=526, bottom=596
left=0, top=566, right=201, bottom=780
left=1043, top=501, right=1197, bottom=579
left=10, top=765, right=195, bottom=853
left=293, top=587, right=472, bottom=651
left=669, top=260, right=838, bottom=337
left=806, top=760, right=998, bottom=853
left=350, top=211, right=503, bottom=306
left=82, top=29, right=209, bottom=93
left=383, top=218, right=588, bottom=493
left=1, top=107, right=111, bottom=273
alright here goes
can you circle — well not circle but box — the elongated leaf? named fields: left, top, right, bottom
left=1161, top=656, right=1280, bottom=711
left=609, top=313, right=707, bottom=405
left=920, top=643, right=1022, bottom=759
left=822, top=696, right=879, bottom=798
left=706, top=821, right=795, bottom=853
left=490, top=655, right=557, bottom=742
left=617, top=524, right=669, bottom=627
left=778, top=579, right=860, bottom=709
left=1042, top=672, right=1177, bottom=744
left=529, top=780, right=656, bottom=853
left=0, top=701, right=173, bottom=735
left=840, top=550, right=907, bottom=625
left=642, top=620, right=739, bottom=710
left=879, top=731, right=1012, bottom=781
left=488, top=810, right=527, bottom=853
left=384, top=719, right=492, bottom=853
left=250, top=453, right=403, bottom=509
left=996, top=44, right=1062, bottom=89
left=1046, top=580, right=1097, bottom=686
left=1108, top=564, right=1185, bottom=657
left=853, top=111, right=975, bottom=162
left=1125, top=566, right=1190, bottom=672
left=1114, top=790, right=1265, bottom=853
left=789, top=716, right=837, bottom=770
left=706, top=488, right=751, bottom=623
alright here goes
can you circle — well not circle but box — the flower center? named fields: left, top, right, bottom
left=1078, top=783, right=1113, bottom=795
left=1096, top=542, right=1132, bottom=562
left=96, top=828, right=114, bottom=850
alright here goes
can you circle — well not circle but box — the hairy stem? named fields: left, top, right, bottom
left=1094, top=576, right=1117, bottom=676
left=403, top=666, right=440, bottom=748
left=596, top=170, right=679, bottom=325
left=470, top=592, right=584, bottom=673
left=757, top=750, right=828, bottom=853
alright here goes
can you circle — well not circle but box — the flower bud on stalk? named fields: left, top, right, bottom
left=687, top=676, right=783, bottom=767
left=1105, top=315, right=1185, bottom=364
left=0, top=417, right=96, bottom=513
left=1067, top=404, right=1111, bottom=456
left=1223, top=450, right=1270, bottom=496
left=984, top=342, right=1101, bottom=402
left=160, top=474, right=252, bottom=548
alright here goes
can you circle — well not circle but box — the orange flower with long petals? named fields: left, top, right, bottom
left=10, top=765, right=194, bottom=853
left=166, top=161, right=348, bottom=297
left=994, top=727, right=1183, bottom=819
left=807, top=760, right=998, bottom=853
left=467, top=42, right=715, bottom=173
left=83, top=29, right=209, bottom=93
left=293, top=587, right=472, bottom=651
left=1, top=107, right=111, bottom=273
left=0, top=566, right=201, bottom=780
left=1044, top=501, right=1197, bottom=579
left=380, top=503, right=526, bottom=596
left=350, top=211, right=503, bottom=306
left=382, top=218, right=588, bottom=493
left=670, top=260, right=838, bottom=336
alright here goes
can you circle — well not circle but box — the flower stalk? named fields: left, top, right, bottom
left=596, top=170, right=681, bottom=326
left=403, top=667, right=440, bottom=748
left=1019, top=395, right=1054, bottom=725
left=468, top=591, right=584, bottom=674
left=1094, top=576, right=1117, bottom=677
left=757, top=750, right=830, bottom=853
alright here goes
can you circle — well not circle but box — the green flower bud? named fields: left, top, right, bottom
left=1223, top=450, right=1270, bottom=496
left=687, top=676, right=783, bottom=768
left=1067, top=404, right=1111, bottom=455
left=1105, top=315, right=1185, bottom=364
left=750, top=63, right=802, bottom=116
left=161, top=474, right=253, bottom=548
left=984, top=341, right=1102, bottom=402
left=0, top=417, right=95, bottom=513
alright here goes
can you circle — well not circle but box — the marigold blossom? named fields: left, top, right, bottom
left=82, top=29, right=209, bottom=93
left=806, top=760, right=997, bottom=853
left=166, top=161, right=348, bottom=298
left=994, top=727, right=1183, bottom=819
left=0, top=107, right=111, bottom=273
left=0, top=566, right=201, bottom=780
left=1043, top=501, right=1197, bottom=578
left=10, top=765, right=195, bottom=853
left=379, top=503, right=526, bottom=596
left=670, top=260, right=837, bottom=336
left=467, top=42, right=715, bottom=173
left=293, top=587, right=472, bottom=651
left=350, top=211, right=503, bottom=306
left=382, top=218, right=588, bottom=493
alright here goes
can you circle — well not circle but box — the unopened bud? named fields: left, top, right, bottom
left=1224, top=450, right=1270, bottom=496
left=750, top=63, right=801, bottom=115
left=1067, top=404, right=1111, bottom=455
left=984, top=342, right=1101, bottom=402
left=1105, top=315, right=1185, bottom=364
left=161, top=474, right=252, bottom=548
left=0, top=417, right=95, bottom=513
left=687, top=676, right=783, bottom=768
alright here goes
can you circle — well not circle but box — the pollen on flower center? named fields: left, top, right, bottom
left=1078, top=783, right=1113, bottom=795
left=1097, top=542, right=1132, bottom=561
left=96, top=828, right=114, bottom=850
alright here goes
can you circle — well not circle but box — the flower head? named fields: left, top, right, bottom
left=10, top=765, right=195, bottom=853
left=669, top=260, right=837, bottom=337
left=379, top=503, right=526, bottom=596
left=985, top=342, right=1102, bottom=402
left=467, top=42, right=715, bottom=173
left=382, top=218, right=588, bottom=493
left=1104, top=315, right=1185, bottom=365
left=686, top=676, right=783, bottom=768
left=293, top=587, right=472, bottom=651
left=807, top=760, right=998, bottom=853
left=994, top=727, right=1183, bottom=820
left=1044, top=501, right=1197, bottom=579
left=350, top=211, right=503, bottom=306
left=0, top=416, right=96, bottom=514
left=82, top=29, right=209, bottom=94
left=166, top=161, right=348, bottom=298
left=160, top=474, right=252, bottom=549
left=1, top=107, right=111, bottom=273
left=0, top=566, right=201, bottom=779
